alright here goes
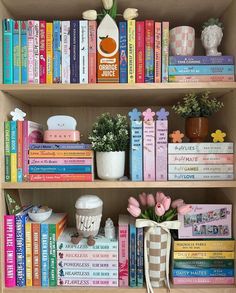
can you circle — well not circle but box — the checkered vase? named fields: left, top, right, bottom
left=170, top=26, right=195, bottom=56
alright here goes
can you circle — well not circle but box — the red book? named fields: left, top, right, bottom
left=32, top=222, right=41, bottom=286
left=136, top=21, right=145, bottom=83
left=154, top=22, right=161, bottom=83
left=145, top=20, right=154, bottom=83
left=39, top=20, right=46, bottom=83
left=88, top=20, right=97, bottom=83
left=17, top=121, right=23, bottom=182
left=29, top=173, right=93, bottom=182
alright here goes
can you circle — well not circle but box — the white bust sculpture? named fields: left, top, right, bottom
left=201, top=25, right=223, bottom=56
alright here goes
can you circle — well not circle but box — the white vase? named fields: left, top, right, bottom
left=96, top=151, right=125, bottom=180
left=169, top=26, right=195, bottom=56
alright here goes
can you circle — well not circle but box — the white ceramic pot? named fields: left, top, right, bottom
left=170, top=26, right=195, bottom=56
left=96, top=151, right=125, bottom=180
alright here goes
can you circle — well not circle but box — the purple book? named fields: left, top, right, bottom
left=169, top=55, right=234, bottom=65
left=70, top=20, right=79, bottom=83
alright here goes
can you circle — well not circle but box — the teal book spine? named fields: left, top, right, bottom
left=21, top=21, right=28, bottom=83
left=3, top=19, right=14, bottom=84
left=13, top=20, right=21, bottom=83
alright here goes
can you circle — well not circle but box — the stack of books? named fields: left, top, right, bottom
left=168, top=56, right=235, bottom=82
left=172, top=239, right=235, bottom=285
left=168, top=142, right=234, bottom=181
left=28, top=143, right=94, bottom=182
left=57, top=228, right=119, bottom=287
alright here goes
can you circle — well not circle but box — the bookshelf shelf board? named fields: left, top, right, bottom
left=0, top=83, right=235, bottom=107
left=2, top=180, right=236, bottom=190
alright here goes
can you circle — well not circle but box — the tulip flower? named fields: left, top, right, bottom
left=161, top=196, right=171, bottom=211
left=128, top=196, right=140, bottom=208
left=146, top=193, right=155, bottom=207
left=123, top=8, right=138, bottom=20
left=82, top=10, right=97, bottom=20
left=127, top=204, right=141, bottom=218
left=138, top=192, right=147, bottom=206
left=155, top=192, right=166, bottom=203
left=102, top=0, right=113, bottom=10
left=171, top=199, right=185, bottom=209
left=155, top=203, right=165, bottom=217
left=177, top=204, right=192, bottom=215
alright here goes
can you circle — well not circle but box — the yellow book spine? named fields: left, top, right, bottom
left=10, top=153, right=17, bottom=182
left=29, top=150, right=93, bottom=158
left=174, top=240, right=235, bottom=252
left=25, top=222, right=32, bottom=286
left=128, top=20, right=135, bottom=84
left=46, top=23, right=53, bottom=84
left=174, top=251, right=235, bottom=260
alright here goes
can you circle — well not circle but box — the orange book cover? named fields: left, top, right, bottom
left=17, top=121, right=23, bottom=182
left=28, top=150, right=93, bottom=158
left=56, top=214, right=68, bottom=240
left=32, top=222, right=41, bottom=286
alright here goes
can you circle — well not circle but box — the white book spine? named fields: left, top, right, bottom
left=33, top=20, right=40, bottom=84
left=79, top=20, right=88, bottom=84
left=168, top=164, right=234, bottom=173
left=62, top=21, right=71, bottom=84
left=168, top=143, right=234, bottom=154
left=168, top=173, right=234, bottom=181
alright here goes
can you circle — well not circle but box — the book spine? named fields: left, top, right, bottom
left=57, top=241, right=118, bottom=251
left=128, top=20, right=136, bottom=83
left=136, top=227, right=144, bottom=287
left=173, top=251, right=235, bottom=260
left=70, top=20, right=79, bottom=83
left=169, top=173, right=234, bottom=181
left=41, top=223, right=49, bottom=287
left=57, top=260, right=118, bottom=270
left=21, top=21, right=28, bottom=83
left=169, top=75, right=235, bottom=82
left=46, top=23, right=53, bottom=84
left=129, top=223, right=136, bottom=287
left=145, top=20, right=154, bottom=82
left=4, top=121, right=11, bottom=182
left=118, top=225, right=129, bottom=287
left=62, top=21, right=70, bottom=84
left=130, top=121, right=143, bottom=181
left=174, top=240, right=235, bottom=251
left=58, top=269, right=118, bottom=278
left=13, top=20, right=21, bottom=84
left=22, top=121, right=28, bottom=181
left=154, top=22, right=161, bottom=83
left=32, top=223, right=41, bottom=286
left=169, top=65, right=235, bottom=75
left=156, top=120, right=168, bottom=180
left=4, top=215, right=16, bottom=287
left=55, top=216, right=68, bottom=241
left=169, top=164, right=234, bottom=174
left=29, top=173, right=93, bottom=182
left=39, top=20, right=46, bottom=83
left=29, top=143, right=92, bottom=150
left=143, top=120, right=155, bottom=181
left=168, top=154, right=234, bottom=164
left=57, top=251, right=118, bottom=260
left=119, top=21, right=128, bottom=83
left=135, top=21, right=144, bottom=83
left=29, top=150, right=93, bottom=158
left=172, top=277, right=235, bottom=285
left=17, top=121, right=23, bottom=183
left=27, top=20, right=34, bottom=83
left=3, top=19, right=13, bottom=84
left=10, top=121, right=17, bottom=183
left=58, top=278, right=118, bottom=287
left=33, top=21, right=40, bottom=84
left=173, top=259, right=234, bottom=269
left=88, top=20, right=97, bottom=83
left=53, top=20, right=62, bottom=83
left=161, top=22, right=169, bottom=82
left=29, top=165, right=92, bottom=174
left=173, top=268, right=234, bottom=277
left=49, top=224, right=57, bottom=286
left=79, top=20, right=88, bottom=84
left=169, top=55, right=235, bottom=65
left=25, top=222, right=32, bottom=286
left=29, top=158, right=93, bottom=165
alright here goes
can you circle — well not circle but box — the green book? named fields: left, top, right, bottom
left=4, top=121, right=11, bottom=182
left=173, top=259, right=234, bottom=269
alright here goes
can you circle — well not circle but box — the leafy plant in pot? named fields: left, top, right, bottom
left=172, top=92, right=224, bottom=142
left=89, top=113, right=129, bottom=180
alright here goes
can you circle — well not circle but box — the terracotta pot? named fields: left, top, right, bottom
left=185, top=117, right=209, bottom=142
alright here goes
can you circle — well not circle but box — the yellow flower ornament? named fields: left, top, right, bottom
left=211, top=129, right=226, bottom=142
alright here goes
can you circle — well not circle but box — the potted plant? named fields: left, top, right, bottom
left=172, top=92, right=224, bottom=142
left=89, top=113, right=129, bottom=180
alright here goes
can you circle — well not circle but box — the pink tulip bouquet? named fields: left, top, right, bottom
left=127, top=192, right=192, bottom=222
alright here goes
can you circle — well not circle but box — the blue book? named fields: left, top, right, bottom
left=70, top=20, right=79, bottom=83
left=3, top=19, right=14, bottom=84
left=130, top=121, right=143, bottom=181
left=119, top=22, right=128, bottom=83
left=168, top=65, right=235, bottom=76
left=53, top=20, right=61, bottom=83
left=129, top=217, right=136, bottom=287
left=173, top=268, right=234, bottom=278
left=169, top=55, right=235, bottom=65
left=29, top=165, right=92, bottom=174
left=21, top=21, right=28, bottom=83
left=15, top=205, right=33, bottom=286
left=13, top=20, right=21, bottom=84
left=41, top=222, right=49, bottom=287
left=136, top=227, right=144, bottom=287
left=29, top=143, right=92, bottom=150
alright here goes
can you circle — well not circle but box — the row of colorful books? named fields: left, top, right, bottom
left=4, top=209, right=67, bottom=287
left=28, top=143, right=94, bottom=182
left=2, top=18, right=168, bottom=84
left=171, top=239, right=235, bottom=285
left=169, top=55, right=235, bottom=83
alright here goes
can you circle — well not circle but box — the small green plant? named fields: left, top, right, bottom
left=89, top=113, right=129, bottom=152
left=202, top=18, right=224, bottom=30
left=172, top=92, right=224, bottom=118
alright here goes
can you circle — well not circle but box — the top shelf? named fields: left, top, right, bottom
left=1, top=83, right=235, bottom=107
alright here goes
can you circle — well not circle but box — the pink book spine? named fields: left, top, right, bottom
left=58, top=278, right=118, bottom=287
left=27, top=20, right=34, bottom=84
left=136, top=21, right=145, bottom=83
left=143, top=121, right=155, bottom=181
left=168, top=154, right=234, bottom=165
left=169, top=75, right=235, bottom=82
left=57, top=251, right=118, bottom=260
left=23, top=121, right=29, bottom=181
left=39, top=20, right=46, bottom=83
left=156, top=120, right=168, bottom=180
left=29, top=173, right=93, bottom=182
left=173, top=277, right=235, bottom=285
left=4, top=215, right=16, bottom=287
left=118, top=226, right=129, bottom=287
left=154, top=22, right=161, bottom=83
left=88, top=20, right=97, bottom=83
left=29, top=158, right=93, bottom=165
